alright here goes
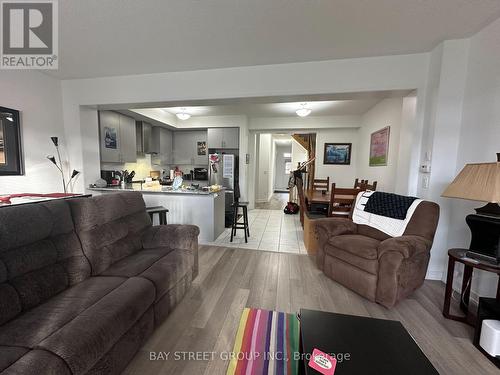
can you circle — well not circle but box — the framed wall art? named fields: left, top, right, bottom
left=369, top=126, right=390, bottom=166
left=324, top=143, right=352, bottom=165
left=0, top=106, right=23, bottom=175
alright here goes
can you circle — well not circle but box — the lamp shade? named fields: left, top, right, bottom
left=441, top=160, right=500, bottom=203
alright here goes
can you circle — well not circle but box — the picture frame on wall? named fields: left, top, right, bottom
left=197, top=141, right=207, bottom=155
left=324, top=143, right=352, bottom=165
left=369, top=126, right=390, bottom=166
left=0, top=106, right=23, bottom=176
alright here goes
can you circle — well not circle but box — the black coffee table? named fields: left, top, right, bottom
left=299, top=309, right=438, bottom=374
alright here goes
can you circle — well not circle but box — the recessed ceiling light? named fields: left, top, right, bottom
left=176, top=108, right=191, bottom=120
left=296, top=103, right=312, bottom=117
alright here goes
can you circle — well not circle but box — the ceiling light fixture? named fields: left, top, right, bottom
left=296, top=103, right=312, bottom=117
left=176, top=108, right=191, bottom=120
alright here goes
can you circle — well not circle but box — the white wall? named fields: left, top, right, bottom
left=447, top=18, right=500, bottom=297
left=274, top=144, right=292, bottom=191
left=256, top=134, right=272, bottom=202
left=356, top=98, right=403, bottom=192
left=418, top=40, right=470, bottom=280
left=0, top=71, right=65, bottom=194
left=315, top=128, right=359, bottom=188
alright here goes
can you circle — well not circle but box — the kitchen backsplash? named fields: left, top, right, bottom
left=101, top=154, right=169, bottom=180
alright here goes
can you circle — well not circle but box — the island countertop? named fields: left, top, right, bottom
left=87, top=185, right=224, bottom=196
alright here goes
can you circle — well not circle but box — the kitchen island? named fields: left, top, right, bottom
left=87, top=185, right=225, bottom=243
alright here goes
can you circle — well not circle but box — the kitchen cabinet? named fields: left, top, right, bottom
left=119, top=115, right=137, bottom=162
left=99, top=111, right=137, bottom=163
left=151, top=127, right=173, bottom=166
left=207, top=127, right=239, bottom=149
left=173, top=130, right=208, bottom=166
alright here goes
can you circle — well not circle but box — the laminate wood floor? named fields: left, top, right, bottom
left=124, top=246, right=498, bottom=375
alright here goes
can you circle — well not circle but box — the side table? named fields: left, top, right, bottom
left=443, top=248, right=500, bottom=326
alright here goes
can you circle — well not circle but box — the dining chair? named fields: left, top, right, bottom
left=354, top=178, right=368, bottom=188
left=328, top=183, right=361, bottom=217
left=354, top=178, right=378, bottom=191
left=313, top=177, right=330, bottom=192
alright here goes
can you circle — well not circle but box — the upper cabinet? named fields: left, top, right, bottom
left=173, top=130, right=208, bottom=165
left=99, top=111, right=136, bottom=163
left=207, top=127, right=239, bottom=149
left=151, top=127, right=173, bottom=166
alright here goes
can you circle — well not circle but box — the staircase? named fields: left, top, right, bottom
left=292, top=133, right=316, bottom=191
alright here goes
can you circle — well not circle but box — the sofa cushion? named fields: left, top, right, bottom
left=0, top=276, right=126, bottom=347
left=36, top=277, right=155, bottom=375
left=1, top=349, right=71, bottom=375
left=0, top=200, right=91, bottom=325
left=0, top=345, right=28, bottom=372
left=327, top=234, right=380, bottom=260
left=326, top=246, right=379, bottom=275
left=100, top=248, right=174, bottom=277
left=102, top=248, right=194, bottom=302
left=68, top=192, right=152, bottom=275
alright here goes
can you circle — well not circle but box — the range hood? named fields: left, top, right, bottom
left=136, top=121, right=156, bottom=154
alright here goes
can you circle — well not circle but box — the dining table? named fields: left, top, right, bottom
left=304, top=189, right=359, bottom=205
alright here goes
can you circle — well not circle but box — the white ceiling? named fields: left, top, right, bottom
left=160, top=99, right=381, bottom=118
left=52, top=0, right=500, bottom=79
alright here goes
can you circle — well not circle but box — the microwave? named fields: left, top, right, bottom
left=194, top=168, right=208, bottom=180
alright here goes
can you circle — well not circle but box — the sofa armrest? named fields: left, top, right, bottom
left=142, top=224, right=200, bottom=278
left=378, top=235, right=432, bottom=259
left=314, top=218, right=357, bottom=270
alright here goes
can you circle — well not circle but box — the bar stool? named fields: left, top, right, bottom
left=146, top=206, right=169, bottom=225
left=230, top=201, right=250, bottom=243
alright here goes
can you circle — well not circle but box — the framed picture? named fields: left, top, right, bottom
left=0, top=106, right=23, bottom=176
left=197, top=141, right=207, bottom=155
left=369, top=126, right=390, bottom=166
left=103, top=126, right=117, bottom=149
left=324, top=143, right=352, bottom=165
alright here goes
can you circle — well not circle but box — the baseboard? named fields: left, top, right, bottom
left=425, top=270, right=443, bottom=280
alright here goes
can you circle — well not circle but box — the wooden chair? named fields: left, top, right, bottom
left=354, top=178, right=378, bottom=191
left=313, top=177, right=330, bottom=192
left=328, top=183, right=360, bottom=217
left=354, top=178, right=368, bottom=188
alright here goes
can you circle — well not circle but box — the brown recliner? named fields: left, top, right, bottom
left=314, top=201, right=439, bottom=308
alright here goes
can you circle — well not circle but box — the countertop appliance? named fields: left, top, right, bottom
left=194, top=167, right=208, bottom=180
left=101, top=170, right=119, bottom=185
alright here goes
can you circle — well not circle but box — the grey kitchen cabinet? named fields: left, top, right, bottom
left=99, top=110, right=137, bottom=163
left=222, top=127, right=239, bottom=149
left=173, top=130, right=208, bottom=165
left=207, top=127, right=239, bottom=149
left=119, top=115, right=137, bottom=162
left=151, top=127, right=173, bottom=166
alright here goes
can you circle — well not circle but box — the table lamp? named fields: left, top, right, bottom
left=442, top=153, right=500, bottom=262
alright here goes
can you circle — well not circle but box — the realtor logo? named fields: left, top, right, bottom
left=1, top=0, right=58, bottom=69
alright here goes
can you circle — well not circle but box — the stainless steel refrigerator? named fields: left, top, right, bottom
left=209, top=153, right=238, bottom=227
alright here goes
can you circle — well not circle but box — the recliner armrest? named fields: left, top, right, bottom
left=314, top=218, right=357, bottom=270
left=142, top=224, right=200, bottom=250
left=378, top=235, right=432, bottom=259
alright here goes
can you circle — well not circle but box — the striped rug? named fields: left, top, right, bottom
left=227, top=307, right=300, bottom=375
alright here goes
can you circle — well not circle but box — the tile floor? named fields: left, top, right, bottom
left=207, top=209, right=306, bottom=254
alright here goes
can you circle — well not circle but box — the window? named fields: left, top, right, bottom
left=285, top=161, right=292, bottom=174
left=283, top=152, right=291, bottom=158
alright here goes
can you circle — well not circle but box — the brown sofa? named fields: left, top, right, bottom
left=315, top=201, right=439, bottom=308
left=0, top=192, right=198, bottom=375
